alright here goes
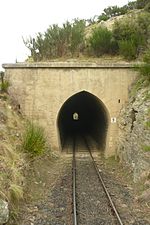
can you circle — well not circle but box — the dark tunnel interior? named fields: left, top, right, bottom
left=57, top=91, right=109, bottom=151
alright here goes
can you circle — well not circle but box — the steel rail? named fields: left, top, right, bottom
left=84, top=138, right=124, bottom=225
left=72, top=138, right=78, bottom=225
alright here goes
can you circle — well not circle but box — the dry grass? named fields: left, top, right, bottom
left=0, top=142, right=25, bottom=205
left=0, top=95, right=27, bottom=221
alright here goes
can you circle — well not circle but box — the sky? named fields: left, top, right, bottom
left=0, top=0, right=130, bottom=70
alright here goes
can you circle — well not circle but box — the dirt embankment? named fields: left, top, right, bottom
left=0, top=93, right=27, bottom=223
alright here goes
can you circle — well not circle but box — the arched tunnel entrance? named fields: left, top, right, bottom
left=57, top=91, right=109, bottom=152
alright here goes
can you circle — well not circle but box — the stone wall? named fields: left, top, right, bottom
left=118, top=83, right=150, bottom=182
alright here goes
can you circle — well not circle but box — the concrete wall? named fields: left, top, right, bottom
left=3, top=62, right=137, bottom=156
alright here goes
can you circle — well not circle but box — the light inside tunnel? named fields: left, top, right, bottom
left=57, top=91, right=109, bottom=151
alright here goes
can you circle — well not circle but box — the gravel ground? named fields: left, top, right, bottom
left=15, top=138, right=149, bottom=225
left=18, top=155, right=73, bottom=225
left=26, top=168, right=72, bottom=225
left=76, top=154, right=118, bottom=225
left=96, top=159, right=150, bottom=225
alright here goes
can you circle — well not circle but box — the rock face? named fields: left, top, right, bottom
left=0, top=199, right=9, bottom=224
left=118, top=84, right=150, bottom=183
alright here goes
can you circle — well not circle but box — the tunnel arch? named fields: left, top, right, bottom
left=57, top=91, right=110, bottom=152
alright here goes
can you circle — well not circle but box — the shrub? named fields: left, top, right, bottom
left=113, top=19, right=143, bottom=60
left=135, top=49, right=150, bottom=83
left=144, top=2, right=150, bottom=12
left=0, top=80, right=10, bottom=93
left=89, top=27, right=113, bottom=56
left=98, top=13, right=109, bottom=22
left=136, top=12, right=150, bottom=44
left=143, top=49, right=150, bottom=63
left=113, top=12, right=150, bottom=59
left=138, top=64, right=150, bottom=82
left=119, top=39, right=137, bottom=60
left=24, top=19, right=86, bottom=60
left=22, top=122, right=47, bottom=156
left=0, top=71, right=9, bottom=93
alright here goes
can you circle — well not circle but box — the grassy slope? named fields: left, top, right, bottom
left=0, top=93, right=26, bottom=219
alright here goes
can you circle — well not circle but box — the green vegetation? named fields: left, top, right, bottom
left=97, top=2, right=137, bottom=22
left=113, top=11, right=150, bottom=60
left=0, top=71, right=9, bottom=93
left=22, top=122, right=47, bottom=156
left=144, top=2, right=150, bottom=12
left=135, top=49, right=150, bottom=84
left=24, top=19, right=86, bottom=61
left=129, top=77, right=144, bottom=97
left=0, top=80, right=10, bottom=93
left=143, top=90, right=150, bottom=101
left=145, top=121, right=150, bottom=128
left=142, top=145, right=150, bottom=152
left=24, top=0, right=150, bottom=61
left=138, top=64, right=150, bottom=82
left=89, top=27, right=114, bottom=56
left=136, top=0, right=149, bottom=9
left=119, top=39, right=137, bottom=60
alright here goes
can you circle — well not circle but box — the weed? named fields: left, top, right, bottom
left=119, top=39, right=137, bottom=60
left=9, top=184, right=23, bottom=205
left=22, top=122, right=47, bottom=156
left=129, top=77, right=144, bottom=97
left=0, top=80, right=10, bottom=93
left=142, top=145, right=150, bottom=152
left=144, top=90, right=150, bottom=101
left=145, top=121, right=150, bottom=128
left=138, top=63, right=150, bottom=83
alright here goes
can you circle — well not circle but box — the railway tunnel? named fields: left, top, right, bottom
left=57, top=91, right=109, bottom=152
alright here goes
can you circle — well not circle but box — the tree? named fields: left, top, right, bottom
left=137, top=0, right=149, bottom=9
left=98, top=13, right=109, bottom=22
left=127, top=1, right=137, bottom=10
left=103, top=5, right=128, bottom=18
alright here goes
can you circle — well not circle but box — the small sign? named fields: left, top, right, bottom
left=111, top=117, right=116, bottom=123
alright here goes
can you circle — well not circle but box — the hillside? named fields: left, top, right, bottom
left=24, top=3, right=150, bottom=62
left=85, top=9, right=142, bottom=38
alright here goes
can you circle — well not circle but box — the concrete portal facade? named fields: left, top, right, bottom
left=3, top=62, right=137, bottom=156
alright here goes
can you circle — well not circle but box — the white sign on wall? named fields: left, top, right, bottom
left=111, top=117, right=117, bottom=123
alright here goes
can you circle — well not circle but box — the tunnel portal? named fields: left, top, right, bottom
left=57, top=91, right=109, bottom=152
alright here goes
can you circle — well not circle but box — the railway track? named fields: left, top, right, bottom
left=72, top=136, right=124, bottom=225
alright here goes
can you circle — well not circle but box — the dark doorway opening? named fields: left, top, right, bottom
left=57, top=91, right=109, bottom=152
